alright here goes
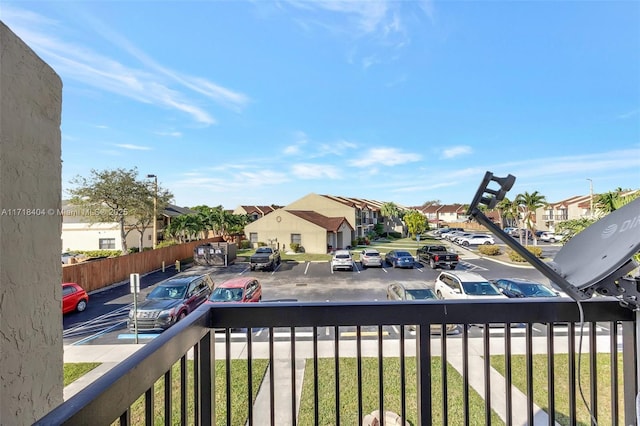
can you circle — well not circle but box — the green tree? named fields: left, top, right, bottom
left=68, top=167, right=173, bottom=255
left=404, top=210, right=428, bottom=238
left=514, top=191, right=547, bottom=246
left=380, top=202, right=400, bottom=238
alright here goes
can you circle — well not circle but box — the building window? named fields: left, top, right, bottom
left=291, top=234, right=301, bottom=245
left=99, top=238, right=116, bottom=250
left=250, top=233, right=258, bottom=244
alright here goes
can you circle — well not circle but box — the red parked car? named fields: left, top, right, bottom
left=208, top=277, right=262, bottom=303
left=62, top=282, right=89, bottom=314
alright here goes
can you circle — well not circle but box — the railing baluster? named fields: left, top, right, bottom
left=335, top=325, right=340, bottom=426
left=225, top=328, right=232, bottom=426
left=568, top=323, right=577, bottom=424
left=589, top=321, right=598, bottom=425
left=378, top=324, right=384, bottom=426
left=198, top=332, right=214, bottom=426
left=313, top=325, right=319, bottom=426
left=145, top=386, right=154, bottom=426
left=194, top=341, right=200, bottom=426
left=164, top=368, right=172, bottom=425
left=180, top=355, right=187, bottom=426
left=526, top=323, right=533, bottom=426
left=504, top=323, right=512, bottom=426
left=357, top=325, right=363, bottom=424
left=290, top=327, right=296, bottom=426
left=546, top=322, right=555, bottom=426
left=269, top=326, right=275, bottom=426
left=484, top=324, right=491, bottom=426
left=247, top=327, right=254, bottom=426
left=417, top=324, right=432, bottom=426
left=463, top=324, right=469, bottom=425
left=119, top=408, right=130, bottom=426
left=400, top=325, right=406, bottom=425
left=441, top=325, right=448, bottom=426
left=621, top=319, right=637, bottom=425
left=609, top=321, right=618, bottom=426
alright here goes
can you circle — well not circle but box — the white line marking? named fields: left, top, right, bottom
left=304, top=262, right=310, bottom=275
left=273, top=331, right=314, bottom=338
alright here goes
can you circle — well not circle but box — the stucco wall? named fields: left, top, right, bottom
left=0, top=22, right=64, bottom=423
left=62, top=222, right=154, bottom=251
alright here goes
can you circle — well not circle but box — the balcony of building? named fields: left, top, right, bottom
left=36, top=299, right=638, bottom=425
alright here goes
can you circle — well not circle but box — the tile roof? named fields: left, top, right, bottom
left=287, top=210, right=354, bottom=232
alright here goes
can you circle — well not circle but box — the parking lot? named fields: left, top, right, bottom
left=62, top=241, right=601, bottom=346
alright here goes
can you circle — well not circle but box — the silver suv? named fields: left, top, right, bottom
left=331, top=250, right=354, bottom=271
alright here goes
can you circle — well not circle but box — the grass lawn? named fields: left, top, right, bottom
left=98, top=359, right=269, bottom=426
left=491, top=353, right=626, bottom=426
left=63, top=363, right=101, bottom=386
left=298, top=357, right=504, bottom=426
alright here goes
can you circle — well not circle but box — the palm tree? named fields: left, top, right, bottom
left=514, top=191, right=547, bottom=246
left=380, top=202, right=400, bottom=238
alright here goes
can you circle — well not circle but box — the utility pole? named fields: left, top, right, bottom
left=147, top=174, right=158, bottom=249
left=587, top=178, right=594, bottom=218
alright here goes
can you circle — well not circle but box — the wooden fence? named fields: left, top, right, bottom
left=62, top=238, right=224, bottom=292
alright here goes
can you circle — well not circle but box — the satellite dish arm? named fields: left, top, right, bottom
left=466, top=171, right=591, bottom=302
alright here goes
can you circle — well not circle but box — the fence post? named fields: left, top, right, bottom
left=175, top=260, right=180, bottom=272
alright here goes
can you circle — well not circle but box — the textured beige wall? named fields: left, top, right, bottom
left=286, top=193, right=356, bottom=228
left=0, top=22, right=64, bottom=423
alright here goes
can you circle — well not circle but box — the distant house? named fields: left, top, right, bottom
left=233, top=205, right=278, bottom=221
left=61, top=202, right=195, bottom=251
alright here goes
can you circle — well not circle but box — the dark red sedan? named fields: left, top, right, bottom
left=62, top=282, right=89, bottom=314
left=208, top=277, right=262, bottom=303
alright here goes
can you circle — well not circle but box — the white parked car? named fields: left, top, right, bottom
left=540, top=232, right=560, bottom=243
left=457, top=234, right=495, bottom=246
left=331, top=250, right=354, bottom=271
left=434, top=271, right=507, bottom=300
left=452, top=232, right=474, bottom=244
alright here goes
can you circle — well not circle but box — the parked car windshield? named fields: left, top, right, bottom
left=462, top=282, right=501, bottom=296
left=149, top=285, right=187, bottom=299
left=210, top=287, right=244, bottom=302
left=405, top=289, right=437, bottom=300
left=396, top=251, right=412, bottom=257
left=517, top=283, right=558, bottom=297
left=255, top=247, right=272, bottom=253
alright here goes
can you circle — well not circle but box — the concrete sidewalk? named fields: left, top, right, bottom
left=62, top=334, right=604, bottom=425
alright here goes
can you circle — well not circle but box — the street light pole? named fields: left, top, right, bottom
left=147, top=174, right=158, bottom=249
left=587, top=178, right=594, bottom=218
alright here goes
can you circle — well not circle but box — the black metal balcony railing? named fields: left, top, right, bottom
left=36, top=299, right=637, bottom=426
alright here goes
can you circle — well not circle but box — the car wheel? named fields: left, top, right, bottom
left=436, top=290, right=443, bottom=299
left=362, top=263, right=367, bottom=269
left=462, top=241, right=469, bottom=247
left=177, top=312, right=187, bottom=322
left=430, top=259, right=437, bottom=269
left=392, top=261, right=396, bottom=268
left=76, top=299, right=87, bottom=312
left=550, top=238, right=556, bottom=243
left=450, top=265, right=456, bottom=270
left=483, top=241, right=491, bottom=245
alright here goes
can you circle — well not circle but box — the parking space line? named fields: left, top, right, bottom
left=341, top=331, right=389, bottom=337
left=304, top=262, right=310, bottom=275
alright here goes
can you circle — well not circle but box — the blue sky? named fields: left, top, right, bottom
left=2, top=1, right=639, bottom=209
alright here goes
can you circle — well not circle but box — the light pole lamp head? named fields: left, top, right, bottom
left=146, top=174, right=157, bottom=179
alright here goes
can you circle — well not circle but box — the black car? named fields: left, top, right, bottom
left=491, top=278, right=560, bottom=298
left=128, top=274, right=214, bottom=332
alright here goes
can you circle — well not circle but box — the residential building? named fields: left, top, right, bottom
left=61, top=202, right=195, bottom=251
left=243, top=194, right=407, bottom=253
left=233, top=205, right=278, bottom=221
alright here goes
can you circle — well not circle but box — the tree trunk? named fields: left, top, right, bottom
left=119, top=217, right=128, bottom=255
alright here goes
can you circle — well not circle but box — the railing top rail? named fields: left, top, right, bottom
left=207, top=298, right=633, bottom=328
left=35, top=307, right=211, bottom=426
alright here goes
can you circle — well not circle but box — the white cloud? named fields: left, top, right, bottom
left=155, top=131, right=183, bottom=137
left=115, top=144, right=152, bottom=151
left=349, top=147, right=421, bottom=167
left=441, top=146, right=473, bottom=159
left=291, top=163, right=341, bottom=179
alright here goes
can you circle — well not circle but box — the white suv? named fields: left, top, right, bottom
left=434, top=271, right=507, bottom=300
left=331, top=250, right=354, bottom=271
left=456, top=234, right=495, bottom=246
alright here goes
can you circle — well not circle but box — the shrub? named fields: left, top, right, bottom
left=156, top=240, right=178, bottom=248
left=257, top=241, right=266, bottom=247
left=290, top=243, right=300, bottom=253
left=238, top=240, right=251, bottom=249
left=77, top=250, right=120, bottom=258
left=478, top=245, right=501, bottom=256
left=388, top=231, right=402, bottom=239
left=352, top=239, right=359, bottom=247
left=507, top=246, right=543, bottom=262
left=128, top=247, right=139, bottom=253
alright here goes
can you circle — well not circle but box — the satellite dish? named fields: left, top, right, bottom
left=549, top=197, right=640, bottom=291
left=466, top=171, right=640, bottom=308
